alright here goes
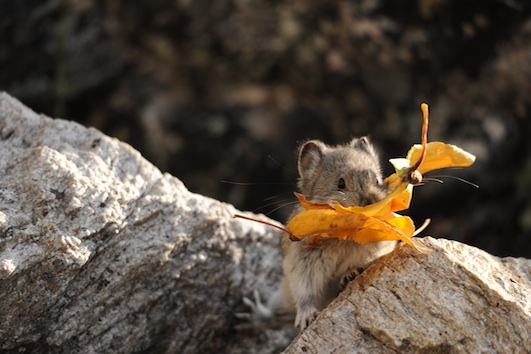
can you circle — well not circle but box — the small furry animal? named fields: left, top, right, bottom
left=237, top=137, right=398, bottom=330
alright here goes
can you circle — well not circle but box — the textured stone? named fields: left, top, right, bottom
left=0, top=92, right=291, bottom=353
left=2, top=92, right=530, bottom=354
left=284, top=237, right=531, bottom=354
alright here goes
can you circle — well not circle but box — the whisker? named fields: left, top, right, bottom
left=263, top=192, right=295, bottom=202
left=252, top=198, right=295, bottom=213
left=267, top=155, right=298, bottom=174
left=428, top=174, right=479, bottom=189
left=434, top=166, right=464, bottom=170
left=422, top=177, right=444, bottom=184
left=264, top=201, right=300, bottom=216
left=267, top=154, right=282, bottom=167
left=220, top=180, right=294, bottom=186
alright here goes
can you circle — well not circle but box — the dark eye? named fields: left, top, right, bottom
left=376, top=176, right=387, bottom=190
left=370, top=171, right=383, bottom=186
left=337, top=178, right=346, bottom=190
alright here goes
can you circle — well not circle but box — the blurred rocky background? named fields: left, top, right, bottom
left=1, top=0, right=530, bottom=258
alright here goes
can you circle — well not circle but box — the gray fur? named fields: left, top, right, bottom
left=238, top=138, right=398, bottom=331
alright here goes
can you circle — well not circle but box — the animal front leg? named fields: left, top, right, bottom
left=339, top=267, right=366, bottom=290
left=234, top=289, right=273, bottom=330
left=286, top=265, right=326, bottom=330
left=294, top=301, right=320, bottom=330
left=235, top=279, right=296, bottom=330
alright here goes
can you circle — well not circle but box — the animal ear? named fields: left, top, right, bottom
left=298, top=140, right=327, bottom=178
left=350, top=136, right=370, bottom=151
left=350, top=136, right=378, bottom=158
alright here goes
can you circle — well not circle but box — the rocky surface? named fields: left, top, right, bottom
left=2, top=0, right=531, bottom=258
left=1, top=92, right=530, bottom=353
left=0, top=92, right=292, bottom=353
left=284, top=237, right=531, bottom=354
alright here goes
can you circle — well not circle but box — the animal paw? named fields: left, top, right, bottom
left=295, top=307, right=320, bottom=331
left=339, top=267, right=365, bottom=290
left=234, top=289, right=273, bottom=330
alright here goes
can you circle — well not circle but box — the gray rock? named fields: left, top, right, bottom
left=0, top=92, right=291, bottom=353
left=2, top=91, right=530, bottom=354
left=284, top=237, right=531, bottom=354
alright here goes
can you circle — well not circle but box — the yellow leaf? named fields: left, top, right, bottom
left=383, top=173, right=401, bottom=190
left=287, top=208, right=420, bottom=250
left=388, top=185, right=413, bottom=212
left=265, top=103, right=474, bottom=255
left=387, top=214, right=415, bottom=237
left=287, top=209, right=342, bottom=237
left=335, top=181, right=410, bottom=217
left=406, top=142, right=476, bottom=174
left=294, top=192, right=334, bottom=210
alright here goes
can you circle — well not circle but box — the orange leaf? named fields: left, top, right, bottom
left=286, top=103, right=475, bottom=254
left=406, top=142, right=476, bottom=175
left=294, top=192, right=334, bottom=210
left=386, top=213, right=415, bottom=237
left=390, top=187, right=413, bottom=212
left=335, top=181, right=411, bottom=217
left=287, top=208, right=420, bottom=250
left=239, top=103, right=473, bottom=256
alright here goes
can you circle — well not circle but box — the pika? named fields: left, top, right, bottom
left=238, top=137, right=398, bottom=330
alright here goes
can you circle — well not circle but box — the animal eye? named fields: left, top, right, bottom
left=337, top=178, right=346, bottom=190
left=370, top=171, right=383, bottom=186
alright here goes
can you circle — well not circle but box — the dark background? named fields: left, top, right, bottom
left=2, top=0, right=531, bottom=258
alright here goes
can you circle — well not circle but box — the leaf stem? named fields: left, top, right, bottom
left=404, top=103, right=429, bottom=184
left=233, top=214, right=299, bottom=241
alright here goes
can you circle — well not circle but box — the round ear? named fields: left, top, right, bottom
left=350, top=136, right=378, bottom=159
left=350, top=136, right=370, bottom=151
left=297, top=140, right=327, bottom=178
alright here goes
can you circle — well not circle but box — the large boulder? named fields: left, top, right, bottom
left=1, top=92, right=530, bottom=354
left=284, top=238, right=531, bottom=353
left=0, top=92, right=291, bottom=353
